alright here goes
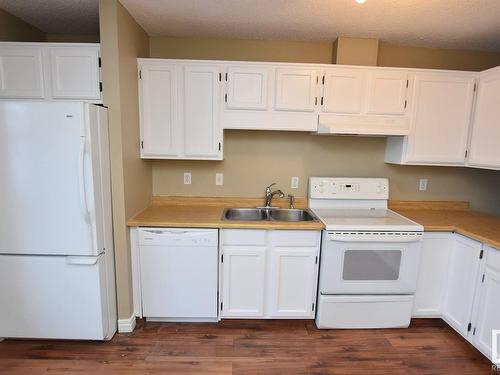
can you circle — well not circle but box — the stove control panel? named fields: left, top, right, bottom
left=309, top=177, right=389, bottom=200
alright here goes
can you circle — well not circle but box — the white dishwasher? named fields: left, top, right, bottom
left=138, top=227, right=218, bottom=322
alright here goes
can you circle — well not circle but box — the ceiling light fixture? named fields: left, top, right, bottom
left=356, top=0, right=366, bottom=3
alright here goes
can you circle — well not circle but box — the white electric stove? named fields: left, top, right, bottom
left=309, top=177, right=424, bottom=329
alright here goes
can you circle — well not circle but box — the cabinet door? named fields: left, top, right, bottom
left=182, top=65, right=222, bottom=159
left=221, top=246, right=266, bottom=317
left=468, top=68, right=500, bottom=170
left=225, top=66, right=268, bottom=110
left=0, top=46, right=44, bottom=98
left=267, top=247, right=318, bottom=318
left=406, top=73, right=475, bottom=164
left=49, top=47, right=100, bottom=99
left=139, top=63, right=179, bottom=158
left=471, top=247, right=500, bottom=362
left=275, top=68, right=318, bottom=112
left=322, top=68, right=364, bottom=114
left=366, top=70, right=408, bottom=115
left=442, top=234, right=482, bottom=338
left=412, top=232, right=452, bottom=317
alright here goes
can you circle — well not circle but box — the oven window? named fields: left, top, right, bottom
left=342, top=250, right=402, bottom=280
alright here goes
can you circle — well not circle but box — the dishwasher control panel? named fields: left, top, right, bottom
left=309, top=177, right=389, bottom=200
left=138, top=228, right=218, bottom=246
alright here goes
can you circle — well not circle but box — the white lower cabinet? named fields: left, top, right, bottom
left=471, top=246, right=500, bottom=361
left=221, top=246, right=266, bottom=317
left=412, top=232, right=452, bottom=317
left=267, top=247, right=318, bottom=317
left=442, top=234, right=482, bottom=338
left=220, top=229, right=320, bottom=319
left=419, top=231, right=500, bottom=363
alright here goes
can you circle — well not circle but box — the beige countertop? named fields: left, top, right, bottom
left=128, top=197, right=500, bottom=249
left=390, top=201, right=500, bottom=250
left=127, top=196, right=325, bottom=231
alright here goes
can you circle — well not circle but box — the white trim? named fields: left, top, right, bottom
left=117, top=314, right=136, bottom=333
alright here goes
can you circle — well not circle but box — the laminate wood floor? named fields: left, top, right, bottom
left=0, top=319, right=493, bottom=374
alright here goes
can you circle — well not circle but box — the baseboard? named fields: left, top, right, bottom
left=117, top=314, right=136, bottom=333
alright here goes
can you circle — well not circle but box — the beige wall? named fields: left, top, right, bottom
left=149, top=36, right=500, bottom=216
left=378, top=43, right=500, bottom=71
left=334, top=37, right=379, bottom=66
left=99, top=0, right=151, bottom=320
left=0, top=8, right=45, bottom=41
left=153, top=132, right=500, bottom=215
left=0, top=7, right=100, bottom=43
left=150, top=36, right=332, bottom=63
left=45, top=33, right=100, bottom=43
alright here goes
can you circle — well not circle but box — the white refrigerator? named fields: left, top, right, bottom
left=0, top=101, right=117, bottom=340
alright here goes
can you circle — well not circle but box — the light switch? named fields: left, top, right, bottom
left=291, top=177, right=299, bottom=189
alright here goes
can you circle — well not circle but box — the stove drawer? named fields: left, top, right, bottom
left=315, top=295, right=413, bottom=329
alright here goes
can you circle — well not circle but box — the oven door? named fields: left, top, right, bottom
left=319, top=231, right=423, bottom=295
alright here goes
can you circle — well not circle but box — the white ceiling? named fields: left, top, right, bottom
left=2, top=0, right=500, bottom=51
left=0, top=0, right=99, bottom=34
left=120, top=0, right=500, bottom=51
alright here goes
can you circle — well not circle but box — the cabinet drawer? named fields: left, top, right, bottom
left=487, top=246, right=500, bottom=272
left=270, top=230, right=320, bottom=247
left=222, top=229, right=266, bottom=246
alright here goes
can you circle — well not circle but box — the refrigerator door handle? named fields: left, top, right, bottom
left=78, top=136, right=91, bottom=225
left=66, top=255, right=101, bottom=265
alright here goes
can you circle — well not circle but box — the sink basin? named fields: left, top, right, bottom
left=224, top=208, right=268, bottom=221
left=223, top=208, right=317, bottom=222
left=268, top=209, right=316, bottom=222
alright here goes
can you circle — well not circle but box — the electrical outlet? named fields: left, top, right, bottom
left=184, top=172, right=192, bottom=185
left=215, top=173, right=224, bottom=186
left=419, top=178, right=428, bottom=191
left=291, top=177, right=299, bottom=189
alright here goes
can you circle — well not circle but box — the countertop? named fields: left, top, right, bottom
left=128, top=197, right=500, bottom=249
left=127, top=196, right=325, bottom=231
left=390, top=201, right=500, bottom=249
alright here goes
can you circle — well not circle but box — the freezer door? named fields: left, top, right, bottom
left=0, top=254, right=115, bottom=340
left=0, top=101, right=96, bottom=255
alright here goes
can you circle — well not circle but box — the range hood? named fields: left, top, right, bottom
left=316, top=114, right=409, bottom=136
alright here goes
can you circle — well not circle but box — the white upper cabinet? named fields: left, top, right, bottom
left=225, top=65, right=268, bottom=110
left=49, top=47, right=101, bottom=100
left=275, top=68, right=319, bottom=112
left=322, top=68, right=364, bottom=114
left=386, top=72, right=476, bottom=166
left=407, top=73, right=475, bottom=164
left=139, top=62, right=179, bottom=158
left=138, top=60, right=223, bottom=160
left=366, top=70, right=408, bottom=115
left=468, top=67, right=500, bottom=170
left=0, top=42, right=100, bottom=101
left=442, top=234, right=482, bottom=338
left=183, top=65, right=222, bottom=159
left=0, top=45, right=44, bottom=98
left=321, top=68, right=409, bottom=116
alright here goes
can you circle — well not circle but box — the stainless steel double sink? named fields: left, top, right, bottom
left=223, top=208, right=317, bottom=222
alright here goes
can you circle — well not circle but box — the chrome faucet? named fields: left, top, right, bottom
left=264, top=183, right=285, bottom=208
